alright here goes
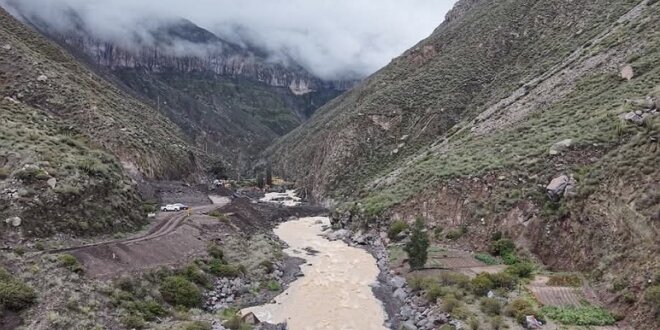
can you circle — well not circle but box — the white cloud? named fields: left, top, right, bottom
left=1, top=0, right=457, bottom=80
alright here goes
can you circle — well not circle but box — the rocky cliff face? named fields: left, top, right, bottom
left=57, top=27, right=350, bottom=97
left=15, top=14, right=354, bottom=172
left=268, top=0, right=659, bottom=326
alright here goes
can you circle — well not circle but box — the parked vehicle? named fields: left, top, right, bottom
left=171, top=203, right=189, bottom=210
left=160, top=204, right=181, bottom=212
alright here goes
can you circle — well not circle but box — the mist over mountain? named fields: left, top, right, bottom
left=0, top=0, right=456, bottom=80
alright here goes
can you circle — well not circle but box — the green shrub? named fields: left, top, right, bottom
left=425, top=282, right=443, bottom=303
left=13, top=247, right=25, bottom=256
left=407, top=275, right=432, bottom=291
left=14, top=167, right=49, bottom=183
left=541, top=305, right=615, bottom=326
left=207, top=244, right=225, bottom=260
left=433, top=226, right=444, bottom=239
left=488, top=272, right=518, bottom=290
left=645, top=285, right=660, bottom=311
left=471, top=271, right=519, bottom=296
left=142, top=203, right=158, bottom=213
left=441, top=294, right=463, bottom=313
left=404, top=218, right=429, bottom=269
left=139, top=300, right=167, bottom=320
left=468, top=317, right=480, bottom=330
left=490, top=231, right=503, bottom=241
left=475, top=253, right=500, bottom=265
left=266, top=280, right=281, bottom=291
left=115, top=276, right=137, bottom=293
left=209, top=261, right=242, bottom=278
left=209, top=210, right=228, bottom=221
left=159, top=276, right=201, bottom=308
left=506, top=262, right=535, bottom=279
left=436, top=272, right=471, bottom=289
left=182, top=321, right=213, bottom=330
left=490, top=239, right=515, bottom=256
left=0, top=268, right=36, bottom=310
left=121, top=314, right=146, bottom=329
left=505, top=298, right=539, bottom=325
left=445, top=229, right=464, bottom=240
left=471, top=273, right=494, bottom=296
left=480, top=297, right=502, bottom=315
left=501, top=252, right=519, bottom=265
left=547, top=274, right=582, bottom=287
left=387, top=220, right=409, bottom=240
left=490, top=315, right=506, bottom=330
left=183, top=264, right=210, bottom=288
left=58, top=254, right=83, bottom=273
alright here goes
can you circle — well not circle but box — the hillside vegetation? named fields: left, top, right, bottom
left=0, top=8, right=212, bottom=237
left=269, top=0, right=659, bottom=326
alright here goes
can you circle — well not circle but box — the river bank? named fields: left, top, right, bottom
left=242, top=217, right=389, bottom=329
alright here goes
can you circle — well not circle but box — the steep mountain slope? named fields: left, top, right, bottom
left=7, top=6, right=353, bottom=170
left=0, top=8, right=211, bottom=238
left=269, top=0, right=659, bottom=325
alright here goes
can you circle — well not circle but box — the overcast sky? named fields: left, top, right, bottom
left=1, top=0, right=457, bottom=80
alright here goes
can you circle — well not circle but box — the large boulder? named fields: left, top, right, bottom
left=545, top=175, right=571, bottom=199
left=549, top=139, right=573, bottom=155
left=390, top=276, right=406, bottom=289
left=620, top=64, right=634, bottom=80
left=393, top=287, right=408, bottom=301
left=401, top=321, right=417, bottom=330
left=621, top=111, right=645, bottom=125
left=4, top=216, right=21, bottom=227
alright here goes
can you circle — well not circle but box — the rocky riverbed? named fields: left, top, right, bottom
left=329, top=228, right=454, bottom=330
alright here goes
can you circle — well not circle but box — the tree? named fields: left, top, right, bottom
left=266, top=164, right=273, bottom=186
left=404, top=217, right=429, bottom=270
left=256, top=173, right=265, bottom=189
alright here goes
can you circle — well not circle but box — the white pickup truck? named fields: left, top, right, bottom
left=160, top=203, right=189, bottom=212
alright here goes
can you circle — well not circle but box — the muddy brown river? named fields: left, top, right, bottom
left=241, top=217, right=388, bottom=330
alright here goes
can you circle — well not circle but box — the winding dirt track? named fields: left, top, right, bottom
left=49, top=203, right=222, bottom=254
left=46, top=199, right=230, bottom=278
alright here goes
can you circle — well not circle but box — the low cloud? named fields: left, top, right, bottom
left=1, top=0, right=456, bottom=80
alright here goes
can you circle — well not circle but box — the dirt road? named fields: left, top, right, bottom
left=56, top=197, right=230, bottom=278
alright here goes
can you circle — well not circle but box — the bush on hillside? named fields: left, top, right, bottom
left=183, top=264, right=210, bottom=288
left=0, top=268, right=36, bottom=311
left=645, top=285, right=660, bottom=313
left=490, top=239, right=515, bottom=256
left=207, top=244, right=224, bottom=260
left=387, top=220, right=408, bottom=240
left=121, top=314, right=146, bottom=329
left=183, top=321, right=213, bottom=330
left=58, top=254, right=83, bottom=273
left=505, top=298, right=541, bottom=325
left=506, top=262, right=535, bottom=279
left=208, top=260, right=242, bottom=278
left=480, top=297, right=502, bottom=316
left=445, top=229, right=464, bottom=240
left=159, top=276, right=201, bottom=308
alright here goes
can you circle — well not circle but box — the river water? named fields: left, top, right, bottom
left=241, top=216, right=388, bottom=330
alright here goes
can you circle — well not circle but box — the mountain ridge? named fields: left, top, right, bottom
left=7, top=6, right=356, bottom=172
left=267, top=0, right=659, bottom=326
